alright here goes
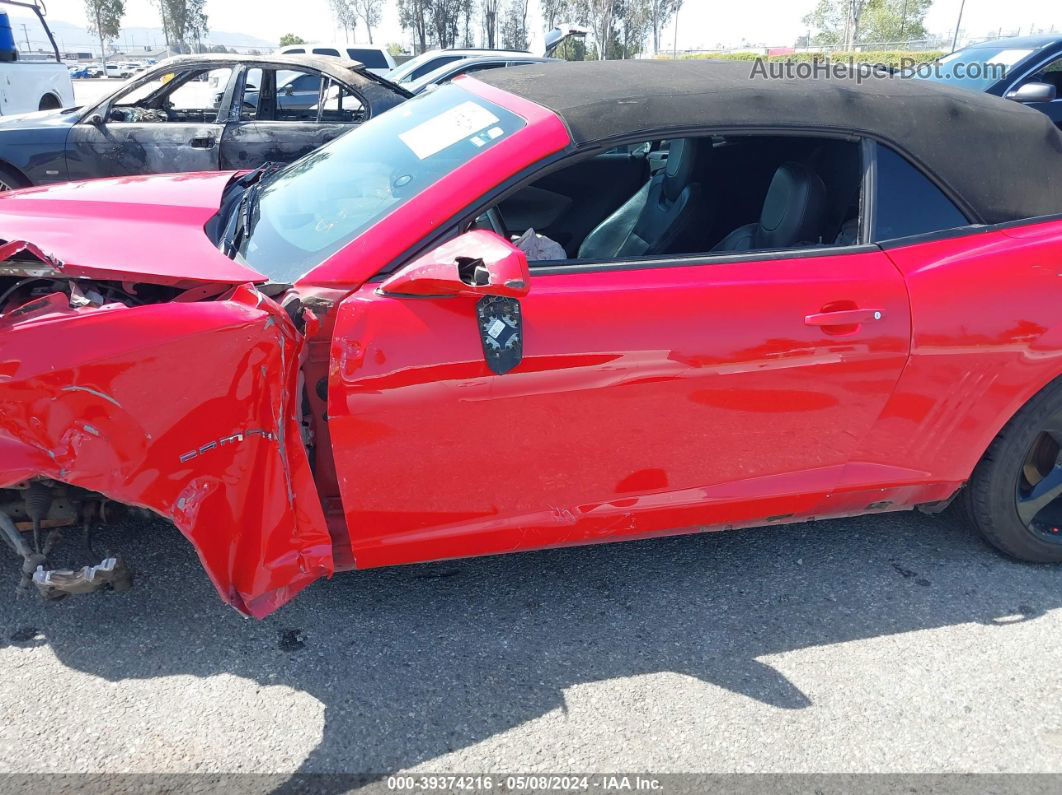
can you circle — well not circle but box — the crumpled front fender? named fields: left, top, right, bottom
left=0, top=284, right=333, bottom=617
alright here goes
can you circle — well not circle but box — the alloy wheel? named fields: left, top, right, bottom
left=1015, top=417, right=1062, bottom=543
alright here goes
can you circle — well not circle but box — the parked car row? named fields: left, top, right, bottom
left=69, top=61, right=148, bottom=79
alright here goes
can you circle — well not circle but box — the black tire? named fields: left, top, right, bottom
left=38, top=93, right=61, bottom=111
left=964, top=377, right=1062, bottom=562
left=0, top=163, right=29, bottom=192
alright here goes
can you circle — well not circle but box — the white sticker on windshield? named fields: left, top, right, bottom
left=399, top=101, right=501, bottom=160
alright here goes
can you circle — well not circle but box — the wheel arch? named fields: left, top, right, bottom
left=0, top=158, right=31, bottom=189
left=37, top=92, right=62, bottom=111
left=0, top=289, right=334, bottom=617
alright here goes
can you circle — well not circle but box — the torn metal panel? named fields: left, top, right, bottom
left=0, top=284, right=333, bottom=617
left=0, top=240, right=61, bottom=274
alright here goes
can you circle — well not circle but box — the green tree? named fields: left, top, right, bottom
left=399, top=0, right=470, bottom=52
left=353, top=0, right=384, bottom=43
left=330, top=0, right=358, bottom=41
left=399, top=0, right=430, bottom=52
left=804, top=0, right=933, bottom=48
left=647, top=0, right=680, bottom=54
left=84, top=0, right=124, bottom=74
left=500, top=0, right=529, bottom=50
left=612, top=0, right=651, bottom=59
left=483, top=0, right=499, bottom=48
left=861, top=0, right=933, bottom=43
left=279, top=33, right=306, bottom=47
left=154, top=0, right=207, bottom=51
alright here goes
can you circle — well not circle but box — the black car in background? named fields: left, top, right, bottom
left=917, top=35, right=1062, bottom=129
left=0, top=53, right=410, bottom=190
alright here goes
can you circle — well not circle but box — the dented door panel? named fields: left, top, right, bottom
left=0, top=285, right=332, bottom=616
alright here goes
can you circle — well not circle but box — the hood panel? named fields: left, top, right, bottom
left=0, top=172, right=267, bottom=287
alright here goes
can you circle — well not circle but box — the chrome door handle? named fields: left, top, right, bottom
left=804, top=308, right=884, bottom=326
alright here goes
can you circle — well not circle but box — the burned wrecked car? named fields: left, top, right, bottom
left=0, top=53, right=410, bottom=190
left=3, top=61, right=1062, bottom=617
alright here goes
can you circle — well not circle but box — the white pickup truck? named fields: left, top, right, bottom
left=0, top=1, right=73, bottom=116
left=0, top=59, right=73, bottom=114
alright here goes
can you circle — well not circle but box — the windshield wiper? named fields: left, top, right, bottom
left=219, top=163, right=280, bottom=258
left=220, top=181, right=263, bottom=259
left=235, top=160, right=282, bottom=189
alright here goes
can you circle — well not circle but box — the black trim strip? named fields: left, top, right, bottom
left=877, top=224, right=992, bottom=249
left=529, top=244, right=882, bottom=277
left=991, top=211, right=1062, bottom=231
left=876, top=211, right=1062, bottom=250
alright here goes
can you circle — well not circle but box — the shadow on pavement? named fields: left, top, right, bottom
left=2, top=508, right=1059, bottom=779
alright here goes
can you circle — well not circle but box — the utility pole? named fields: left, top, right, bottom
left=672, top=3, right=678, bottom=59
left=951, top=0, right=967, bottom=52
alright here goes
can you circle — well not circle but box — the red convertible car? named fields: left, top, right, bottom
left=2, top=61, right=1062, bottom=617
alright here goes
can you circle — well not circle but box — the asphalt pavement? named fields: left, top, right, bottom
left=0, top=506, right=1060, bottom=779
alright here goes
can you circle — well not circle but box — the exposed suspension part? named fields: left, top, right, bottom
left=0, top=479, right=132, bottom=600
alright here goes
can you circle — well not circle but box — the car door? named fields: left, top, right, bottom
left=219, top=67, right=363, bottom=171
left=66, top=66, right=231, bottom=179
left=326, top=146, right=913, bottom=567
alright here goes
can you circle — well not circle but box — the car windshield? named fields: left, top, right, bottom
left=236, top=84, right=526, bottom=281
left=388, top=52, right=461, bottom=83
left=913, top=46, right=1037, bottom=91
left=406, top=62, right=461, bottom=93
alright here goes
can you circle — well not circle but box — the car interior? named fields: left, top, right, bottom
left=239, top=68, right=365, bottom=123
left=105, top=66, right=365, bottom=126
left=474, top=134, right=865, bottom=264
left=1029, top=57, right=1062, bottom=94
left=108, top=68, right=234, bottom=124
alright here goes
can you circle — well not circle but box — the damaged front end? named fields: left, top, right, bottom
left=0, top=241, right=333, bottom=617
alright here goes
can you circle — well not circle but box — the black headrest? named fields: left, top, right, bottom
left=663, top=138, right=700, bottom=202
left=757, top=162, right=827, bottom=249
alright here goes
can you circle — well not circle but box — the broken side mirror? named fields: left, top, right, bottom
left=1006, top=81, right=1057, bottom=104
left=379, top=230, right=530, bottom=299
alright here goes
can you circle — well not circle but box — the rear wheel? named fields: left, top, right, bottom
left=38, top=94, right=61, bottom=111
left=964, top=379, right=1062, bottom=562
left=0, top=164, right=29, bottom=192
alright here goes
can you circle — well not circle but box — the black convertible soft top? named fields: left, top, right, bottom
left=475, top=60, right=1062, bottom=225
